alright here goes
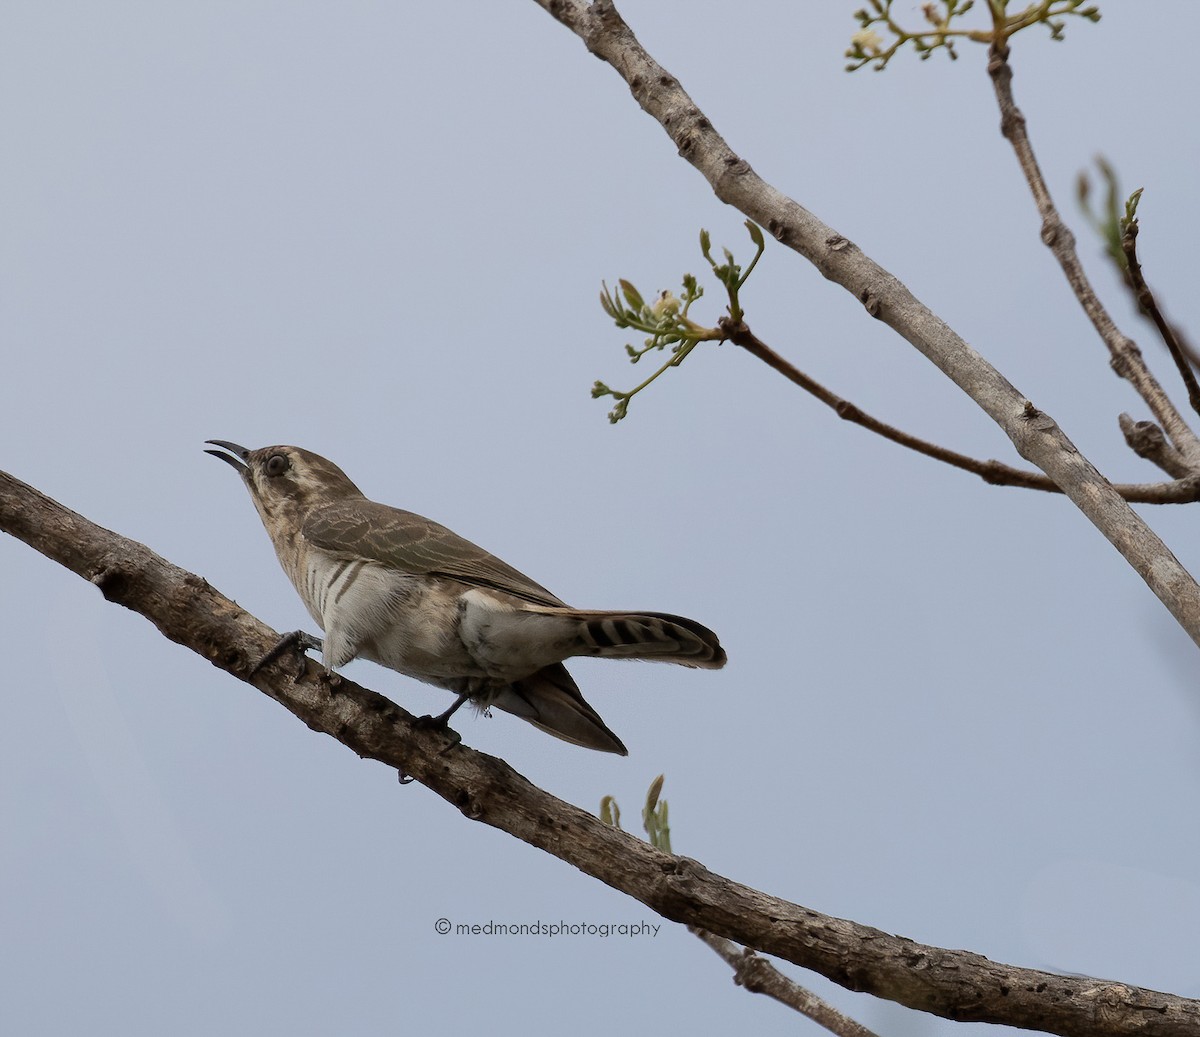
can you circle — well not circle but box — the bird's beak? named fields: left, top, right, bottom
left=204, top=440, right=251, bottom=474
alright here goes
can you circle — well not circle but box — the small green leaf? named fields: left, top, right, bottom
left=645, top=773, right=664, bottom=813
left=619, top=279, right=645, bottom=312
left=1124, top=187, right=1144, bottom=222
left=745, top=220, right=764, bottom=249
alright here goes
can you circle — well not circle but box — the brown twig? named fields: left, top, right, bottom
left=720, top=315, right=1200, bottom=503
left=4, top=467, right=1200, bottom=1036
left=1076, top=160, right=1200, bottom=374
left=986, top=39, right=1200, bottom=467
left=690, top=927, right=882, bottom=1037
left=1121, top=219, right=1200, bottom=418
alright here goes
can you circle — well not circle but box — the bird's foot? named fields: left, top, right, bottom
left=250, top=630, right=322, bottom=680
left=398, top=698, right=467, bottom=783
left=413, top=693, right=467, bottom=754
left=413, top=712, right=463, bottom=752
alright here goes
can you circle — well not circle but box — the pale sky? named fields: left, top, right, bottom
left=3, top=4, right=1199, bottom=1035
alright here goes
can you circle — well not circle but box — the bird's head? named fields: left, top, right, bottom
left=205, top=441, right=364, bottom=534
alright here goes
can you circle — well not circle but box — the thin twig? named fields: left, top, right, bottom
left=721, top=316, right=1200, bottom=504
left=1076, top=160, right=1200, bottom=374
left=690, top=927, right=883, bottom=1037
left=1122, top=220, right=1200, bottom=417
left=986, top=39, right=1200, bottom=467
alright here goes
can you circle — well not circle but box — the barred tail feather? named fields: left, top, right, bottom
left=574, top=610, right=726, bottom=668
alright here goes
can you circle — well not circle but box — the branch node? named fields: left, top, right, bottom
left=998, top=107, right=1024, bottom=140
left=1116, top=412, right=1192, bottom=477
left=988, top=39, right=1012, bottom=73
left=90, top=563, right=129, bottom=602
left=454, top=790, right=484, bottom=821
left=1119, top=413, right=1166, bottom=455
left=979, top=461, right=1012, bottom=485
left=1109, top=340, right=1145, bottom=380
left=1018, top=401, right=1060, bottom=437
left=859, top=289, right=881, bottom=318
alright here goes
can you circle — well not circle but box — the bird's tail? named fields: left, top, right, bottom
left=555, top=608, right=727, bottom=669
left=492, top=664, right=628, bottom=755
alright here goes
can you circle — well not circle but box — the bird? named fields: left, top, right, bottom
left=205, top=441, right=725, bottom=755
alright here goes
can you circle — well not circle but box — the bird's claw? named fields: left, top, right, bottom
left=249, top=630, right=322, bottom=680
left=413, top=711, right=463, bottom=755
left=413, top=713, right=444, bottom=730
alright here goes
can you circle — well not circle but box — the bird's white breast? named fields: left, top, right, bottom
left=300, top=548, right=483, bottom=681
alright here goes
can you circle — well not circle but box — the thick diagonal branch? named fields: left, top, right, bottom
left=533, top=0, right=1200, bottom=648
left=3, top=468, right=1199, bottom=1036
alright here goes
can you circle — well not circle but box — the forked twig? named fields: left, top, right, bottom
left=690, top=926, right=883, bottom=1037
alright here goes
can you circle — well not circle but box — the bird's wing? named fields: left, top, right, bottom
left=301, top=499, right=567, bottom=608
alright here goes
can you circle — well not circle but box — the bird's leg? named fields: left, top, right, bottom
left=427, top=694, right=469, bottom=726
left=250, top=629, right=323, bottom=680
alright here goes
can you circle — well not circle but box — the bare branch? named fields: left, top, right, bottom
left=723, top=316, right=1200, bottom=503
left=3, top=467, right=1200, bottom=1036
left=690, top=927, right=882, bottom=1037
left=533, top=0, right=1200, bottom=646
left=1121, top=219, right=1200, bottom=418
left=985, top=40, right=1200, bottom=465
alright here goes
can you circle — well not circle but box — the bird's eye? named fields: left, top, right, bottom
left=265, top=453, right=290, bottom=477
